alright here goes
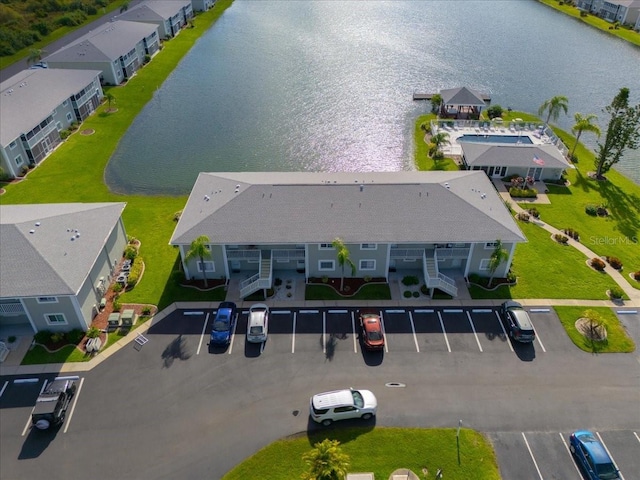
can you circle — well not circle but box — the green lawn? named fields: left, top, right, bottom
left=306, top=284, right=392, bottom=301
left=223, top=427, right=500, bottom=480
left=554, top=306, right=636, bottom=353
left=470, top=221, right=623, bottom=300
left=415, top=114, right=460, bottom=171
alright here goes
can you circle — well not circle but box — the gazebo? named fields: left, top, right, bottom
left=439, top=86, right=490, bottom=119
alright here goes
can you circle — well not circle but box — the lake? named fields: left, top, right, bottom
left=105, top=0, right=640, bottom=195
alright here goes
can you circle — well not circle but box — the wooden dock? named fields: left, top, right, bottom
left=413, top=92, right=433, bottom=101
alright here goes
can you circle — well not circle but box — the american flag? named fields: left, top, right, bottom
left=533, top=154, right=545, bottom=166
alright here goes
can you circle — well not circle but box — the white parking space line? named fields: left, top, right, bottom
left=634, top=431, right=640, bottom=443
left=291, top=312, right=297, bottom=353
left=63, top=377, right=84, bottom=433
left=0, top=380, right=8, bottom=399
left=596, top=432, right=626, bottom=480
left=196, top=312, right=210, bottom=355
left=183, top=311, right=204, bottom=316
left=559, top=432, right=583, bottom=477
left=437, top=311, right=451, bottom=353
left=300, top=310, right=319, bottom=314
left=466, top=311, right=483, bottom=352
left=379, top=310, right=389, bottom=353
left=322, top=312, right=326, bottom=354
left=408, top=311, right=420, bottom=352
left=22, top=380, right=48, bottom=436
left=531, top=318, right=546, bottom=352
left=351, top=311, right=357, bottom=353
left=443, top=309, right=463, bottom=313
left=328, top=310, right=348, bottom=314
left=414, top=309, right=434, bottom=313
left=472, top=309, right=492, bottom=313
left=495, top=311, right=514, bottom=352
left=521, top=432, right=544, bottom=480
left=228, top=313, right=238, bottom=355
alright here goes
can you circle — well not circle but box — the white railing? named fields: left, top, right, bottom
left=423, top=251, right=458, bottom=296
left=240, top=277, right=271, bottom=299
left=226, top=249, right=260, bottom=259
left=390, top=248, right=424, bottom=259
left=435, top=248, right=470, bottom=259
left=272, top=249, right=305, bottom=260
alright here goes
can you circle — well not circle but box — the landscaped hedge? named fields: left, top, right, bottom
left=563, top=228, right=580, bottom=241
left=126, top=257, right=143, bottom=288
left=633, top=271, right=640, bottom=281
left=606, top=256, right=623, bottom=270
left=509, top=187, right=537, bottom=198
left=402, top=275, right=420, bottom=286
left=553, top=233, right=569, bottom=244
left=590, top=257, right=606, bottom=271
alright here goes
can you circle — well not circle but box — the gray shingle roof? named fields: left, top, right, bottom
left=170, top=172, right=526, bottom=246
left=43, top=20, right=158, bottom=65
left=0, top=203, right=126, bottom=298
left=117, top=0, right=191, bottom=21
left=459, top=143, right=572, bottom=169
left=0, top=69, right=102, bottom=147
left=440, top=86, right=488, bottom=106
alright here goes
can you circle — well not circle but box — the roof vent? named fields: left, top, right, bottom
left=35, top=222, right=40, bottom=226
left=359, top=184, right=364, bottom=192
left=29, top=229, right=35, bottom=234
left=204, top=195, right=210, bottom=201
left=444, top=182, right=450, bottom=189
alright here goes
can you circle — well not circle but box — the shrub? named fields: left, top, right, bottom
left=633, top=271, right=640, bottom=281
left=403, top=290, right=412, bottom=298
left=585, top=204, right=598, bottom=216
left=412, top=291, right=420, bottom=298
left=32, top=21, right=51, bottom=36
left=563, top=228, right=580, bottom=241
left=506, top=270, right=517, bottom=283
left=142, top=307, right=152, bottom=316
left=590, top=257, right=606, bottom=271
left=517, top=211, right=530, bottom=222
left=321, top=275, right=329, bottom=283
left=86, top=326, right=101, bottom=339
left=20, top=165, right=29, bottom=176
left=509, top=187, right=537, bottom=198
left=527, top=208, right=540, bottom=218
left=144, top=54, right=151, bottom=64
left=8, top=335, right=16, bottom=343
left=34, top=330, right=52, bottom=344
left=274, top=277, right=283, bottom=286
left=553, top=233, right=569, bottom=244
left=609, top=286, right=624, bottom=299
left=363, top=275, right=372, bottom=282
left=112, top=296, right=121, bottom=312
left=402, top=275, right=420, bottom=286
left=60, top=129, right=71, bottom=139
left=126, top=257, right=143, bottom=288
left=124, top=245, right=137, bottom=260
left=487, top=105, right=503, bottom=119
left=112, top=283, right=123, bottom=293
left=420, top=284, right=429, bottom=295
left=51, top=332, right=65, bottom=344
left=606, top=256, right=623, bottom=270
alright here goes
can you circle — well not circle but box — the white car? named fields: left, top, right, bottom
left=246, top=303, right=269, bottom=343
left=309, top=388, right=377, bottom=426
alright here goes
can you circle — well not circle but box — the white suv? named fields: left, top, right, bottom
left=246, top=303, right=269, bottom=343
left=309, top=388, right=377, bottom=426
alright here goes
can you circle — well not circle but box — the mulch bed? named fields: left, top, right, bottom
left=308, top=277, right=386, bottom=296
left=180, top=278, right=226, bottom=290
left=80, top=129, right=95, bottom=135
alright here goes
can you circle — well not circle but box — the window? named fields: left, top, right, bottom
left=360, top=243, right=377, bottom=250
left=14, top=155, right=23, bottom=166
left=319, top=260, right=335, bottom=271
left=479, top=259, right=491, bottom=270
left=56, top=122, right=62, bottom=131
left=37, top=297, right=58, bottom=303
left=66, top=112, right=73, bottom=122
left=485, top=242, right=499, bottom=249
left=197, top=261, right=215, bottom=272
left=46, top=313, right=67, bottom=325
left=319, top=243, right=334, bottom=250
left=63, top=100, right=68, bottom=107
left=334, top=406, right=356, bottom=413
left=359, top=259, right=376, bottom=270
left=9, top=140, right=17, bottom=150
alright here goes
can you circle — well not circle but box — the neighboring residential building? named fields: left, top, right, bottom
left=117, top=0, right=194, bottom=39
left=459, top=143, right=572, bottom=181
left=0, top=203, right=128, bottom=334
left=0, top=69, right=103, bottom=178
left=576, top=0, right=640, bottom=26
left=192, top=0, right=216, bottom=11
left=43, top=20, right=160, bottom=86
left=170, top=172, right=526, bottom=298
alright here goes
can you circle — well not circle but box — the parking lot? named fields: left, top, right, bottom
left=149, top=306, right=571, bottom=360
left=490, top=430, right=639, bottom=480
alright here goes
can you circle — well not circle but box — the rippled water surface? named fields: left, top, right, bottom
left=105, top=0, right=640, bottom=195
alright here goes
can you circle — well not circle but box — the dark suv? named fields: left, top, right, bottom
left=31, top=376, right=78, bottom=430
left=500, top=301, right=536, bottom=343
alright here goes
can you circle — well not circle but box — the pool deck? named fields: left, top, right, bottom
left=432, top=120, right=561, bottom=157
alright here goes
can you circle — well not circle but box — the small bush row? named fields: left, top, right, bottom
left=403, top=290, right=420, bottom=298
left=509, top=187, right=538, bottom=198
left=34, top=329, right=84, bottom=346
left=401, top=275, right=420, bottom=286
left=563, top=228, right=579, bottom=241
left=126, top=257, right=144, bottom=288
left=606, top=256, right=623, bottom=270
left=590, top=257, right=606, bottom=271
left=553, top=233, right=569, bottom=244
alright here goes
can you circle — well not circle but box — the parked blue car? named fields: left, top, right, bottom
left=210, top=302, right=237, bottom=347
left=569, top=430, right=620, bottom=480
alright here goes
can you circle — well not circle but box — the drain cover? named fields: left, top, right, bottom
left=385, top=382, right=406, bottom=388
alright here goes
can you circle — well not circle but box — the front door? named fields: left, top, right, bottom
left=527, top=167, right=543, bottom=180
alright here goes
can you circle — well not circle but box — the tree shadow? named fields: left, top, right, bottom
left=597, top=180, right=640, bottom=242
left=161, top=334, right=192, bottom=368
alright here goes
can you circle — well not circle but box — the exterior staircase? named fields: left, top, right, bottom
left=423, top=252, right=458, bottom=297
left=239, top=250, right=272, bottom=298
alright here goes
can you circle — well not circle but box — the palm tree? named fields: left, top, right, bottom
left=332, top=237, right=355, bottom=292
left=538, top=95, right=569, bottom=126
left=27, top=48, right=46, bottom=66
left=105, top=92, right=116, bottom=110
left=430, top=132, right=449, bottom=158
left=185, top=235, right=212, bottom=287
left=301, top=439, right=350, bottom=480
left=488, top=239, right=509, bottom=288
left=570, top=112, right=600, bottom=157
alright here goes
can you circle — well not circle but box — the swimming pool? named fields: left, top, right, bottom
left=457, top=134, right=533, bottom=144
